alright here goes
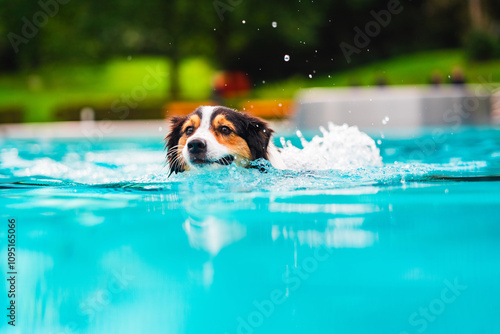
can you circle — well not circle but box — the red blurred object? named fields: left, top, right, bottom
left=213, top=71, right=251, bottom=99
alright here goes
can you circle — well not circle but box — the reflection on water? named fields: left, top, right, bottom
left=1, top=128, right=500, bottom=334
left=183, top=217, right=247, bottom=256
left=2, top=181, right=499, bottom=334
left=271, top=219, right=378, bottom=249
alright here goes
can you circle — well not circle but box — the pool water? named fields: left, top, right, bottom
left=1, top=125, right=500, bottom=334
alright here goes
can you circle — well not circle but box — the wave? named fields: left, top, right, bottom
left=0, top=123, right=494, bottom=192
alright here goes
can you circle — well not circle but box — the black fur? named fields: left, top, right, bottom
left=212, top=107, right=273, bottom=161
left=164, top=115, right=187, bottom=175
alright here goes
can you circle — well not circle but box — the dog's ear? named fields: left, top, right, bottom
left=164, top=116, right=187, bottom=175
left=242, top=114, right=273, bottom=161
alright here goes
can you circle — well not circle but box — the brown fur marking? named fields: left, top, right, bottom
left=211, top=114, right=252, bottom=161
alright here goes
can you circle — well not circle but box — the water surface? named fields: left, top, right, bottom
left=1, top=125, right=499, bottom=334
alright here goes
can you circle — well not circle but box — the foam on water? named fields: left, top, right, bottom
left=279, top=122, right=383, bottom=170
left=0, top=148, right=165, bottom=185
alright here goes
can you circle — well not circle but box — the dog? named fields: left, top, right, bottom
left=165, top=106, right=286, bottom=174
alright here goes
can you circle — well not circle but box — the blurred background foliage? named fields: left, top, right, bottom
left=0, top=0, right=500, bottom=122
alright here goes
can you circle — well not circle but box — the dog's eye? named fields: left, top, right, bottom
left=185, top=126, right=194, bottom=135
left=220, top=126, right=231, bottom=135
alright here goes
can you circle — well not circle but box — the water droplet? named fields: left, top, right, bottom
left=242, top=20, right=246, bottom=24
left=158, top=126, right=163, bottom=132
left=272, top=21, right=277, bottom=28
left=308, top=74, right=312, bottom=78
left=377, top=139, right=382, bottom=145
left=262, top=80, right=266, bottom=84
left=382, top=116, right=390, bottom=125
left=284, top=54, right=290, bottom=62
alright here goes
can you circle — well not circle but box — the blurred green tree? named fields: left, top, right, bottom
left=1, top=0, right=499, bottom=90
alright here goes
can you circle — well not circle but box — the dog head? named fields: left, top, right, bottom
left=165, top=106, right=277, bottom=174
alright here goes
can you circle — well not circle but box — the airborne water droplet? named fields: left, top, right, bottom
left=242, top=20, right=246, bottom=24
left=272, top=21, right=277, bottom=28
left=284, top=54, right=290, bottom=62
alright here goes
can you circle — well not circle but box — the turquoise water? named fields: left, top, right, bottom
left=1, top=126, right=500, bottom=334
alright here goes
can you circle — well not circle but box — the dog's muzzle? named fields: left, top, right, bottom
left=188, top=139, right=207, bottom=155
left=187, top=139, right=234, bottom=166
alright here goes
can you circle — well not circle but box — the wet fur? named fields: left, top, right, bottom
left=165, top=115, right=188, bottom=174
left=164, top=106, right=274, bottom=175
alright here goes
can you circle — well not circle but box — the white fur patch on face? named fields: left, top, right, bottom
left=182, top=106, right=230, bottom=169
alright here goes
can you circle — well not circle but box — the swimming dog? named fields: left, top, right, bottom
left=165, top=106, right=285, bottom=174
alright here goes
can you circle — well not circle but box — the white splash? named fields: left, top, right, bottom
left=0, top=148, right=164, bottom=184
left=279, top=122, right=383, bottom=170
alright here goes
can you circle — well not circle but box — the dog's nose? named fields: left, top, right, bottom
left=187, top=139, right=207, bottom=154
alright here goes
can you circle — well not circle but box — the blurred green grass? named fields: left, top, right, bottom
left=2, top=49, right=500, bottom=122
left=0, top=57, right=215, bottom=122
